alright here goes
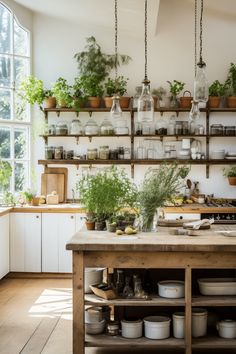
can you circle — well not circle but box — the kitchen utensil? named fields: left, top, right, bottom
left=198, top=278, right=236, bottom=295
left=192, top=308, right=208, bottom=337
left=216, top=319, right=236, bottom=339
left=158, top=280, right=185, bottom=298
left=173, top=312, right=185, bottom=339
left=85, top=319, right=106, bottom=334
left=144, top=316, right=171, bottom=339
left=121, top=319, right=143, bottom=339
left=183, top=219, right=214, bottom=230
left=41, top=173, right=65, bottom=203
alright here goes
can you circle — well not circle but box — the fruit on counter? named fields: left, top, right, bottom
left=39, top=195, right=46, bottom=204
left=116, top=229, right=123, bottom=235
left=124, top=226, right=138, bottom=235
left=186, top=199, right=193, bottom=204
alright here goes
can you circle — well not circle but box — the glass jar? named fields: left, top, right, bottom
left=118, top=147, right=124, bottom=159
left=155, top=118, right=168, bottom=135
left=100, top=118, right=114, bottom=135
left=133, top=86, right=142, bottom=109
left=87, top=148, right=98, bottom=160
left=48, top=124, right=56, bottom=135
left=99, top=146, right=109, bottom=160
left=45, top=146, right=54, bottom=159
left=135, top=122, right=142, bottom=135
left=175, top=121, right=183, bottom=135
left=195, top=124, right=205, bottom=135
left=85, top=117, right=99, bottom=135
left=224, top=126, right=235, bottom=136
left=54, top=146, right=63, bottom=160
left=124, top=148, right=131, bottom=159
left=122, top=276, right=134, bottom=298
left=142, top=122, right=154, bottom=135
left=64, top=150, right=74, bottom=159
left=70, top=119, right=83, bottom=135
left=133, top=275, right=145, bottom=298
left=107, top=321, right=120, bottom=336
left=210, top=124, right=223, bottom=135
left=55, top=122, right=68, bottom=135
left=182, top=121, right=189, bottom=135
left=167, top=115, right=176, bottom=135
left=109, top=149, right=118, bottom=160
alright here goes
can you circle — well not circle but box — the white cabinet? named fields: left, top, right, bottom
left=42, top=213, right=83, bottom=273
left=10, top=213, right=41, bottom=272
left=0, top=214, right=9, bottom=279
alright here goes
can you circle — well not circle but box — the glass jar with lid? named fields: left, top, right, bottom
left=85, top=117, right=100, bottom=135
left=224, top=126, right=235, bottom=136
left=70, top=119, right=83, bottom=135
left=55, top=122, right=68, bottom=135
left=155, top=117, right=168, bottom=135
left=48, top=124, right=56, bottom=135
left=100, top=118, right=114, bottom=135
left=99, top=146, right=109, bottom=160
left=54, top=146, right=63, bottom=159
left=87, top=148, right=98, bottom=160
left=210, top=124, right=223, bottom=135
left=45, top=146, right=54, bottom=159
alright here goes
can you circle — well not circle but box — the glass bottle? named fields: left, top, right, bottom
left=133, top=274, right=145, bottom=298
left=189, top=101, right=200, bottom=134
left=137, top=79, right=154, bottom=123
left=111, top=95, right=129, bottom=135
left=122, top=276, right=134, bottom=298
left=194, top=61, right=209, bottom=102
left=115, top=269, right=124, bottom=295
left=168, top=115, right=176, bottom=135
left=133, top=86, right=142, bottom=109
left=136, top=140, right=146, bottom=159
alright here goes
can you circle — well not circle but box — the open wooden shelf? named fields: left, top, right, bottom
left=192, top=295, right=236, bottom=307
left=85, top=293, right=185, bottom=307
left=40, top=134, right=131, bottom=138
left=192, top=336, right=236, bottom=349
left=85, top=334, right=185, bottom=348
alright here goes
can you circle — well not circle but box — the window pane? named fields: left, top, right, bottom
left=0, top=161, right=11, bottom=193
left=0, top=55, right=10, bottom=87
left=14, top=161, right=27, bottom=192
left=14, top=91, right=28, bottom=121
left=14, top=57, right=29, bottom=88
left=14, top=128, right=27, bottom=159
left=14, top=18, right=29, bottom=56
left=0, top=89, right=11, bottom=119
left=0, top=4, right=11, bottom=54
left=0, top=127, right=10, bottom=158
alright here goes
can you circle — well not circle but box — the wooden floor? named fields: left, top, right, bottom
left=0, top=278, right=235, bottom=354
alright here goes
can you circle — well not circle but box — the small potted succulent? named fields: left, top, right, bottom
left=104, top=76, right=129, bottom=108
left=152, top=87, right=167, bottom=108
left=225, top=63, right=236, bottom=108
left=223, top=166, right=236, bottom=186
left=167, top=80, right=185, bottom=108
left=51, top=77, right=73, bottom=108
left=208, top=80, right=225, bottom=108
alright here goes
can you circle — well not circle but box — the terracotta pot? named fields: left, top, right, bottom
left=208, top=96, right=221, bottom=108
left=88, top=97, right=101, bottom=108
left=228, top=177, right=236, bottom=186
left=32, top=197, right=40, bottom=206
left=44, top=97, right=56, bottom=109
left=85, top=221, right=95, bottom=230
left=226, top=96, right=236, bottom=108
left=104, top=97, right=113, bottom=108
left=179, top=96, right=193, bottom=109
left=119, top=96, right=130, bottom=109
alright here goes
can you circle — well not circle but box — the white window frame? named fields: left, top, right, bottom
left=0, top=1, right=31, bottom=194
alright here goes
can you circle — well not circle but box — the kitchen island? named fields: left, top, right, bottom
left=66, top=225, right=236, bottom=354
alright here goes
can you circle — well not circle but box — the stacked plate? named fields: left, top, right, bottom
left=225, top=152, right=236, bottom=160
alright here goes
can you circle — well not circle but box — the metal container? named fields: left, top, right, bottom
left=107, top=320, right=120, bottom=336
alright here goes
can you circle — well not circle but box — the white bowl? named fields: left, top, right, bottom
left=85, top=319, right=106, bottom=334
left=121, top=319, right=143, bottom=338
left=158, top=280, right=185, bottom=298
left=144, top=316, right=171, bottom=339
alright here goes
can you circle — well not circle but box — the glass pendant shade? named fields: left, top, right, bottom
left=110, top=95, right=122, bottom=119
left=137, top=80, right=154, bottom=123
left=194, top=62, right=208, bottom=102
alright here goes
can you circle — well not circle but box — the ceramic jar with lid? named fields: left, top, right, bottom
left=121, top=319, right=143, bottom=339
left=173, top=312, right=185, bottom=339
left=144, top=316, right=171, bottom=339
left=216, top=319, right=236, bottom=338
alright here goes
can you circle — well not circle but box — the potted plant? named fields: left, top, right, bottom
left=19, top=75, right=45, bottom=110
left=104, top=76, right=129, bottom=109
left=139, top=164, right=190, bottom=231
left=223, top=166, right=236, bottom=186
left=152, top=87, right=167, bottom=108
left=179, top=90, right=193, bottom=109
left=51, top=77, right=73, bottom=108
left=21, top=190, right=34, bottom=205
left=208, top=80, right=225, bottom=108
left=225, top=63, right=236, bottom=108
left=76, top=166, right=138, bottom=231
left=43, top=89, right=56, bottom=109
left=73, top=77, right=87, bottom=110
left=85, top=214, right=96, bottom=231
left=167, top=80, right=185, bottom=108
left=76, top=75, right=104, bottom=108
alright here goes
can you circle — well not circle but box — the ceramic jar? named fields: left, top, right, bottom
left=192, top=308, right=208, bottom=337
left=144, top=316, right=171, bottom=339
left=216, top=319, right=236, bottom=339
left=173, top=312, right=185, bottom=339
left=121, top=320, right=143, bottom=339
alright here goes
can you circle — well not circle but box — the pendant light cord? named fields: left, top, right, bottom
left=199, top=0, right=204, bottom=64
left=144, top=0, right=148, bottom=81
left=115, top=0, right=118, bottom=80
left=194, top=0, right=197, bottom=76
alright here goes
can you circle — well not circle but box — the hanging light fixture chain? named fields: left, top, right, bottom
left=115, top=0, right=118, bottom=80
left=199, top=0, right=204, bottom=64
left=194, top=0, right=197, bottom=76
left=144, top=0, right=148, bottom=81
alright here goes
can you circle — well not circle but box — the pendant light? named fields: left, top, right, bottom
left=193, top=0, right=208, bottom=102
left=110, top=0, right=128, bottom=135
left=137, top=0, right=154, bottom=123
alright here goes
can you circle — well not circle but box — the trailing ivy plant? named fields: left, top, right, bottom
left=74, top=36, right=131, bottom=83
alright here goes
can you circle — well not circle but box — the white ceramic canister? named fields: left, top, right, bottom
left=158, top=280, right=185, bottom=299
left=84, top=268, right=105, bottom=293
left=85, top=306, right=103, bottom=323
left=192, top=308, right=208, bottom=338
left=144, top=316, right=171, bottom=340
left=121, top=319, right=143, bottom=339
left=216, top=319, right=236, bottom=339
left=173, top=312, right=185, bottom=339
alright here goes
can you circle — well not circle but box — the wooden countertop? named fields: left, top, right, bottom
left=66, top=225, right=236, bottom=252
left=0, top=207, right=13, bottom=217
left=0, top=204, right=85, bottom=215
left=162, top=204, right=236, bottom=213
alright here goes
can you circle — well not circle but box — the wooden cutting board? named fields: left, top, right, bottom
left=41, top=173, right=65, bottom=203
left=44, top=167, right=68, bottom=201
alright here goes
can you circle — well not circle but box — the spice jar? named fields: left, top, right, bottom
left=175, top=121, right=183, bottom=135
left=99, top=146, right=109, bottom=160
left=107, top=321, right=120, bottom=336
left=109, top=149, right=118, bottom=160
left=45, top=146, right=54, bottom=159
left=224, top=126, right=235, bottom=136
left=55, top=122, right=68, bottom=135
left=48, top=124, right=56, bottom=135
left=100, top=118, right=114, bottom=135
left=87, top=148, right=98, bottom=160
left=54, top=146, right=63, bottom=159
left=118, top=147, right=124, bottom=159
left=210, top=124, right=223, bottom=135
left=195, top=124, right=205, bottom=135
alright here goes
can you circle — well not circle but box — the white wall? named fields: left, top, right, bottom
left=31, top=0, right=236, bottom=198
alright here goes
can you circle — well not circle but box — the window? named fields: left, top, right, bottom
left=0, top=2, right=30, bottom=194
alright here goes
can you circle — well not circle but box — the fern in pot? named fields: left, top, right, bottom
left=139, top=164, right=190, bottom=232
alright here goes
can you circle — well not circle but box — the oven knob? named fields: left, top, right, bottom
left=226, top=214, right=231, bottom=220
left=231, top=214, right=235, bottom=220
left=216, top=214, right=221, bottom=221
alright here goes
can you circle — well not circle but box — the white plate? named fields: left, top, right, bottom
left=225, top=156, right=236, bottom=160
left=215, top=230, right=236, bottom=237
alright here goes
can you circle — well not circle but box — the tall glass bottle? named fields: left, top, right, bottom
left=189, top=100, right=200, bottom=134
left=194, top=62, right=208, bottom=102
left=137, top=79, right=154, bottom=123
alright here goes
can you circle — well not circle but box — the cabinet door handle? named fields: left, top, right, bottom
left=70, top=215, right=74, bottom=219
left=36, top=215, right=39, bottom=218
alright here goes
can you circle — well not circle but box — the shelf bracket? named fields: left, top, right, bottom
left=131, top=163, right=134, bottom=179
left=89, top=111, right=93, bottom=117
left=76, top=136, right=80, bottom=145
left=89, top=136, right=92, bottom=143
left=56, top=111, right=60, bottom=117
left=76, top=111, right=79, bottom=117
left=206, top=164, right=210, bottom=179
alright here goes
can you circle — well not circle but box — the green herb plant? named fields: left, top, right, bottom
left=209, top=80, right=225, bottom=97
left=225, top=63, right=236, bottom=96
left=22, top=190, right=35, bottom=204
left=139, top=164, right=190, bottom=231
left=76, top=75, right=104, bottom=97
left=167, top=80, right=185, bottom=96
left=76, top=166, right=138, bottom=222
left=223, top=166, right=236, bottom=178
left=104, top=76, right=128, bottom=97
left=0, top=161, right=13, bottom=206
left=51, top=77, right=73, bottom=107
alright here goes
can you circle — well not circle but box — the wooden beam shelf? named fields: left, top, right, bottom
left=192, top=336, right=236, bottom=349
left=192, top=295, right=236, bottom=307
